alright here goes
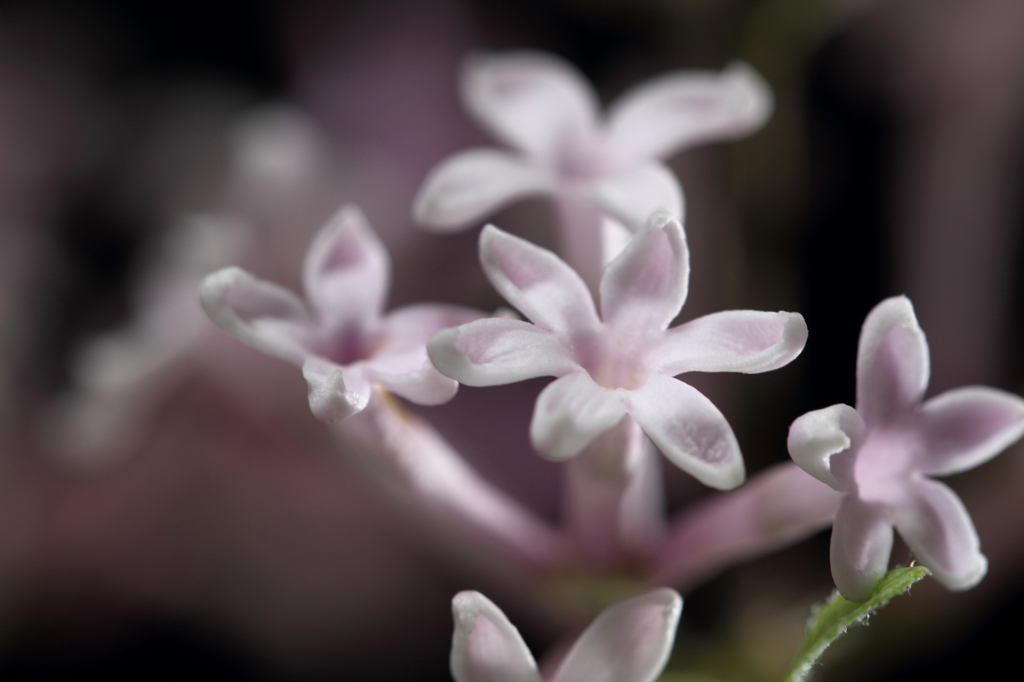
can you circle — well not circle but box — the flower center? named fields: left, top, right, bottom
left=852, top=426, right=921, bottom=502
left=571, top=331, right=648, bottom=391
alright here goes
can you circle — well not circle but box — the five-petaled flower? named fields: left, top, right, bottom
left=450, top=588, right=681, bottom=682
left=428, top=211, right=808, bottom=490
left=413, top=50, right=771, bottom=260
left=788, top=296, right=1024, bottom=601
left=200, top=205, right=483, bottom=422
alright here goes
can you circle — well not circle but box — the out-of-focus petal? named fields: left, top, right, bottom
left=587, top=162, right=684, bottom=232
left=302, top=205, right=390, bottom=331
left=301, top=356, right=371, bottom=422
left=365, top=347, right=460, bottom=406
left=787, top=404, right=866, bottom=490
left=600, top=216, right=633, bottom=267
left=605, top=62, right=772, bottom=164
left=551, top=588, right=681, bottom=682
left=600, top=212, right=689, bottom=332
left=916, top=386, right=1024, bottom=476
left=648, top=310, right=807, bottom=376
left=461, top=51, right=600, bottom=160
left=890, top=478, right=987, bottom=591
left=413, top=149, right=555, bottom=231
left=830, top=496, right=893, bottom=602
left=626, top=374, right=744, bottom=490
left=429, top=318, right=577, bottom=386
left=199, top=266, right=312, bottom=363
left=530, top=372, right=627, bottom=460
left=382, top=303, right=487, bottom=350
left=856, top=296, right=930, bottom=426
left=450, top=591, right=542, bottom=682
left=479, top=225, right=600, bottom=335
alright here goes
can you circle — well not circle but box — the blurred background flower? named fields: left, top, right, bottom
left=1, top=0, right=1023, bottom=679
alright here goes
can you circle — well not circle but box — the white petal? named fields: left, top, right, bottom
left=830, top=496, right=893, bottom=602
left=600, top=216, right=633, bottom=267
left=428, top=318, right=578, bottom=386
left=787, top=404, right=866, bottom=490
left=916, top=386, right=1024, bottom=476
left=365, top=347, right=459, bottom=406
left=587, top=162, right=685, bottom=232
left=450, top=591, right=542, bottom=682
left=301, top=357, right=371, bottom=422
left=199, top=266, right=312, bottom=363
left=649, top=310, right=808, bottom=376
left=461, top=51, right=600, bottom=160
left=606, top=62, right=773, bottom=163
left=381, top=303, right=487, bottom=350
left=890, top=478, right=987, bottom=591
left=600, top=212, right=689, bottom=332
left=530, top=372, right=627, bottom=460
left=413, top=149, right=555, bottom=231
left=302, top=204, right=390, bottom=332
left=626, top=374, right=744, bottom=490
left=479, top=225, right=600, bottom=335
left=552, top=588, right=681, bottom=682
left=856, top=296, right=930, bottom=426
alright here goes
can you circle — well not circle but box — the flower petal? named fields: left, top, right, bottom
left=530, top=372, right=627, bottom=460
left=587, top=162, right=685, bottom=232
left=428, top=318, right=577, bottom=386
left=649, top=310, right=808, bottom=376
left=890, top=478, right=987, bottom=591
left=856, top=296, right=930, bottom=426
left=916, top=386, right=1024, bottom=476
left=787, top=404, right=866, bottom=490
left=605, top=62, right=772, bottom=164
left=365, top=347, right=460, bottom=406
left=830, top=496, right=894, bottom=602
left=302, top=204, right=390, bottom=331
left=381, top=303, right=488, bottom=350
left=552, top=588, right=681, bottom=682
left=479, top=225, right=600, bottom=335
left=301, top=356, right=371, bottom=422
left=626, top=374, right=744, bottom=490
left=199, top=266, right=312, bottom=363
left=600, top=212, right=689, bottom=332
left=413, top=149, right=555, bottom=231
left=461, top=51, right=600, bottom=160
left=450, top=591, right=542, bottom=682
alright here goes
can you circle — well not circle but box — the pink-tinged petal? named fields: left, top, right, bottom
left=605, top=62, right=772, bottom=164
left=587, top=162, right=685, bottom=232
left=649, top=310, right=808, bottom=376
left=651, top=463, right=841, bottom=589
left=600, top=216, right=633, bottom=267
left=381, top=303, right=488, bottom=350
left=856, top=296, right=930, bottom=426
left=429, top=318, right=578, bottom=386
left=413, top=149, right=555, bottom=231
left=301, top=356, right=371, bottom=422
left=552, top=588, right=681, bottom=682
left=479, top=225, right=600, bottom=334
left=302, top=205, right=390, bottom=331
left=365, top=347, right=460, bottom=406
left=461, top=51, right=600, bottom=160
left=916, top=386, right=1024, bottom=476
left=890, top=478, right=987, bottom=591
left=450, top=591, right=542, bottom=682
left=626, top=374, right=744, bottom=490
left=600, top=212, right=689, bottom=332
left=530, top=372, right=627, bottom=460
left=787, top=404, right=866, bottom=490
left=830, top=496, right=893, bottom=602
left=199, top=266, right=312, bottom=363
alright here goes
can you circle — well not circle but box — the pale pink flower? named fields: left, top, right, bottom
left=428, top=212, right=807, bottom=490
left=788, top=296, right=1024, bottom=601
left=450, top=588, right=681, bottom=682
left=201, top=204, right=483, bottom=422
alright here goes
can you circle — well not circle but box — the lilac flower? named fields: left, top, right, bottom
left=200, top=204, right=483, bottom=422
left=450, top=588, right=681, bottom=682
left=788, top=296, right=1024, bottom=601
left=413, top=51, right=771, bottom=284
left=428, top=212, right=807, bottom=490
